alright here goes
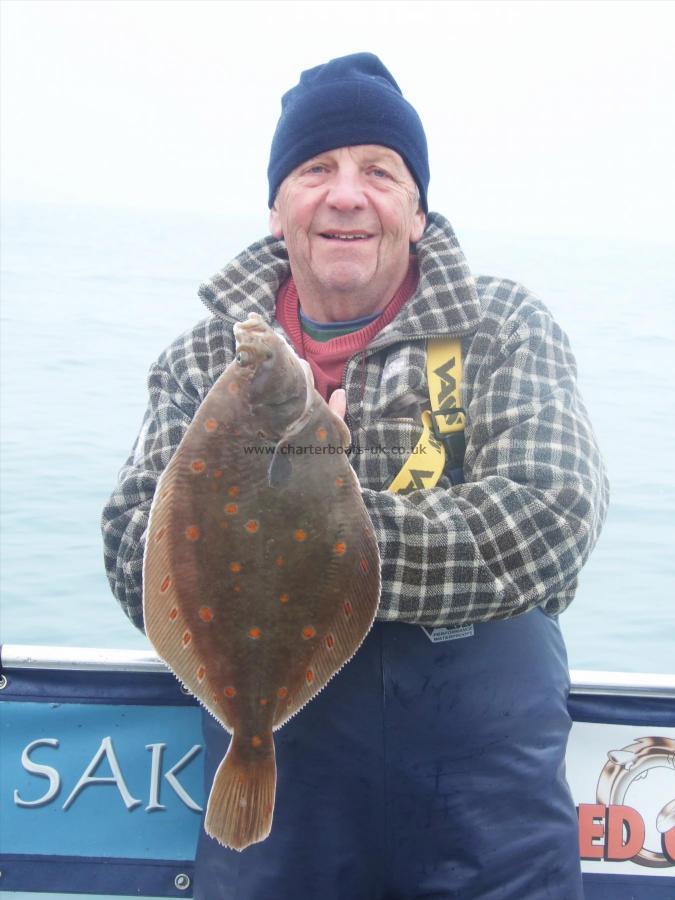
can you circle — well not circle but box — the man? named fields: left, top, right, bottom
left=102, top=53, right=608, bottom=899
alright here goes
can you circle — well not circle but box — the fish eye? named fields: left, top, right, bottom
left=236, top=350, right=253, bottom=367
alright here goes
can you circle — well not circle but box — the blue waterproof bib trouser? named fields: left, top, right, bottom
left=194, top=467, right=583, bottom=899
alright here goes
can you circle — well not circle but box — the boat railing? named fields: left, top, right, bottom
left=3, top=642, right=675, bottom=697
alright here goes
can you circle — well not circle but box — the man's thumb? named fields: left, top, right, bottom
left=328, top=388, right=346, bottom=420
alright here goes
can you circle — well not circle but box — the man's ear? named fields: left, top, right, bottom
left=269, top=206, right=283, bottom=239
left=410, top=207, right=426, bottom=243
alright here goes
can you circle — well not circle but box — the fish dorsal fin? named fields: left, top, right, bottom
left=143, top=451, right=236, bottom=733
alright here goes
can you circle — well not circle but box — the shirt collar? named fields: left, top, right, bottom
left=198, top=211, right=482, bottom=340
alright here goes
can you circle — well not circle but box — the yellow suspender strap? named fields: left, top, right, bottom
left=387, top=338, right=465, bottom=494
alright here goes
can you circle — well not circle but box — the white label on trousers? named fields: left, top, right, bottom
left=421, top=624, right=475, bottom=643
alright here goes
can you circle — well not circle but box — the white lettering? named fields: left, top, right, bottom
left=14, top=738, right=61, bottom=807
left=145, top=743, right=202, bottom=812
left=146, top=742, right=165, bottom=811
left=62, top=736, right=141, bottom=811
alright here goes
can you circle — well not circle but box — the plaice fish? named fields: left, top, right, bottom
left=143, top=312, right=381, bottom=851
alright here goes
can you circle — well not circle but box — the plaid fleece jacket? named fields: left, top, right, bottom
left=102, top=213, right=609, bottom=632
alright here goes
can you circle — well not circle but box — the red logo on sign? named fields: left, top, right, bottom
left=578, top=736, right=675, bottom=868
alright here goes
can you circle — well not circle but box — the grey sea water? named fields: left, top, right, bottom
left=1, top=202, right=674, bottom=672
left=1, top=203, right=674, bottom=900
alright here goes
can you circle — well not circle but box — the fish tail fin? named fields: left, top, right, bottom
left=204, top=731, right=276, bottom=851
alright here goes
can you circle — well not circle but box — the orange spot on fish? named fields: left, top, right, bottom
left=302, top=626, right=316, bottom=640
left=198, top=606, right=214, bottom=622
left=325, top=634, right=335, bottom=650
left=190, top=460, right=206, bottom=473
left=363, top=526, right=371, bottom=536
left=224, top=686, right=236, bottom=698
left=197, top=666, right=206, bottom=681
left=219, top=521, right=229, bottom=530
left=154, top=527, right=166, bottom=542
left=230, top=561, right=241, bottom=573
left=245, top=520, right=259, bottom=533
left=306, top=669, right=314, bottom=684
left=335, top=477, right=345, bottom=487
left=185, top=525, right=200, bottom=541
left=333, top=541, right=347, bottom=555
left=275, top=555, right=285, bottom=567
left=225, top=503, right=238, bottom=515
left=160, top=575, right=172, bottom=593
left=227, top=381, right=239, bottom=394
left=316, top=426, right=327, bottom=441
left=276, top=687, right=288, bottom=699
left=182, top=631, right=192, bottom=646
left=248, top=627, right=261, bottom=639
left=213, top=469, right=223, bottom=479
left=205, top=418, right=218, bottom=432
left=251, top=735, right=262, bottom=748
left=294, top=529, right=307, bottom=542
left=233, top=583, right=241, bottom=593
left=279, top=592, right=289, bottom=604
left=259, top=697, right=268, bottom=706
left=169, top=607, right=178, bottom=621
left=360, top=558, right=370, bottom=574
left=343, top=600, right=353, bottom=616
left=228, top=486, right=239, bottom=497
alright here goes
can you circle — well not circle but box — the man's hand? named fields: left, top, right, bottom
left=328, top=388, right=346, bottom=420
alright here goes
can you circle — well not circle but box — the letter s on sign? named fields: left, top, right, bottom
left=14, top=738, right=61, bottom=807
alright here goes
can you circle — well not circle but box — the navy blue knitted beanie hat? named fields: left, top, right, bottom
left=267, top=52, right=429, bottom=212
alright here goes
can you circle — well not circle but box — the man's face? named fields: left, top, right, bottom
left=269, top=145, right=425, bottom=313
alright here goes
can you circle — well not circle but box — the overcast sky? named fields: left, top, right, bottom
left=2, top=0, right=674, bottom=241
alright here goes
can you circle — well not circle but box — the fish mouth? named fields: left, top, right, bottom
left=233, top=313, right=270, bottom=343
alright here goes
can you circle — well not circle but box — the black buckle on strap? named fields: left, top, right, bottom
left=429, top=407, right=466, bottom=470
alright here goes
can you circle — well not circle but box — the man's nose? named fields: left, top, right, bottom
left=325, top=171, right=367, bottom=210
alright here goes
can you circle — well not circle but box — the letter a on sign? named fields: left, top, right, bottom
left=62, top=736, right=141, bottom=810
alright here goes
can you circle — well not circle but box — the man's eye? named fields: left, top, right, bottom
left=306, top=164, right=328, bottom=174
left=369, top=167, right=391, bottom=179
